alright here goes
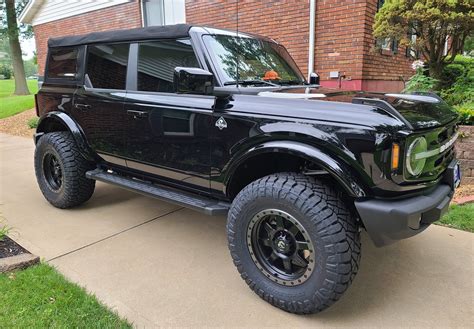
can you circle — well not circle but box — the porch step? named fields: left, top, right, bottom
left=86, top=168, right=230, bottom=216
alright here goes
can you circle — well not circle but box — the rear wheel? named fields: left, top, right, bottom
left=34, top=132, right=96, bottom=208
left=227, top=173, right=361, bottom=314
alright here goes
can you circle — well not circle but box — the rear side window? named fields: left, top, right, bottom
left=86, top=43, right=130, bottom=89
left=137, top=39, right=199, bottom=93
left=46, top=47, right=79, bottom=79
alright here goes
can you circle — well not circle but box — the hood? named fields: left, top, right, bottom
left=255, top=87, right=459, bottom=130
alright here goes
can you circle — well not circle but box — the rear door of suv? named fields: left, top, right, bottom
left=73, top=42, right=130, bottom=166
left=122, top=38, right=214, bottom=194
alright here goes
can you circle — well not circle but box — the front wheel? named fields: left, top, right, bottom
left=34, top=131, right=96, bottom=208
left=227, top=173, right=361, bottom=314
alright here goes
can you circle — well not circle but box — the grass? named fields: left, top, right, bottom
left=0, top=217, right=9, bottom=241
left=438, top=203, right=474, bottom=232
left=0, top=79, right=38, bottom=119
left=0, top=264, right=132, bottom=328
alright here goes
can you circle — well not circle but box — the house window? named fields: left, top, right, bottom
left=86, top=43, right=130, bottom=89
left=375, top=0, right=398, bottom=54
left=142, top=0, right=165, bottom=26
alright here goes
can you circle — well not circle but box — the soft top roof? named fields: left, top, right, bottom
left=48, top=24, right=193, bottom=48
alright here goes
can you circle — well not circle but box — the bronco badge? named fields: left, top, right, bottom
left=215, top=117, right=227, bottom=130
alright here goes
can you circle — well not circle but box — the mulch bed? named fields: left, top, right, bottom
left=0, top=109, right=36, bottom=138
left=0, top=236, right=28, bottom=259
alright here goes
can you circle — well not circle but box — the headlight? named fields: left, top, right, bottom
left=406, top=137, right=427, bottom=176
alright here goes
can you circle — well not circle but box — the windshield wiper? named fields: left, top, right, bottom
left=277, top=79, right=304, bottom=86
left=224, top=80, right=278, bottom=87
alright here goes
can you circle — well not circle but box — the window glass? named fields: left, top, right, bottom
left=86, top=43, right=129, bottom=89
left=47, top=47, right=78, bottom=79
left=203, top=35, right=304, bottom=85
left=137, top=39, right=199, bottom=93
left=143, top=0, right=164, bottom=26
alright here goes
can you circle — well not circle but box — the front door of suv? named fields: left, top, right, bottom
left=123, top=39, right=214, bottom=194
left=73, top=42, right=130, bottom=166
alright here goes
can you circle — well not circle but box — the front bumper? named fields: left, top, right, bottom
left=355, top=161, right=459, bottom=247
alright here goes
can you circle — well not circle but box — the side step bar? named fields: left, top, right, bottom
left=86, top=169, right=230, bottom=216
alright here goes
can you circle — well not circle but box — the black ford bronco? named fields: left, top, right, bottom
left=34, top=24, right=461, bottom=314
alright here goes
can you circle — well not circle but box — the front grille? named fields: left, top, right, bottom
left=406, top=123, right=458, bottom=182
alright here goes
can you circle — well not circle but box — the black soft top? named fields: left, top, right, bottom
left=48, top=24, right=193, bottom=48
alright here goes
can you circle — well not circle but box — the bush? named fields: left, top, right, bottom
left=454, top=102, right=474, bottom=126
left=403, top=73, right=438, bottom=93
left=0, top=64, right=12, bottom=80
left=440, top=56, right=474, bottom=107
left=27, top=117, right=39, bottom=129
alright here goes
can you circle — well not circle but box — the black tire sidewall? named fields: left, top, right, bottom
left=35, top=139, right=67, bottom=204
left=231, top=193, right=334, bottom=302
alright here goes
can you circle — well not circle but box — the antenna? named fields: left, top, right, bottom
left=236, top=0, right=239, bottom=87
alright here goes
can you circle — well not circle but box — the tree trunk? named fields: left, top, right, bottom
left=5, top=0, right=30, bottom=95
left=428, top=61, right=444, bottom=85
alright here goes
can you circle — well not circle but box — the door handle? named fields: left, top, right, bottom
left=75, top=103, right=91, bottom=110
left=127, top=110, right=148, bottom=119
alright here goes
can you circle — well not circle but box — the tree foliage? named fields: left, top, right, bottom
left=0, top=0, right=33, bottom=40
left=373, top=0, right=474, bottom=79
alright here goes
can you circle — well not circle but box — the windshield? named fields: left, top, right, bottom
left=203, top=35, right=305, bottom=86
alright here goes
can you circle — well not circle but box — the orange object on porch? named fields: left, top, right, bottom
left=263, top=70, right=281, bottom=80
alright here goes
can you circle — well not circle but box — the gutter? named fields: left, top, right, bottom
left=307, top=0, right=316, bottom=81
left=18, top=0, right=44, bottom=24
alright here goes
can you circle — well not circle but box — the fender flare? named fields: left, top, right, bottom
left=35, top=111, right=95, bottom=161
left=225, top=140, right=369, bottom=198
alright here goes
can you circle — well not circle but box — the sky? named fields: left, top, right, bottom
left=21, top=36, right=36, bottom=60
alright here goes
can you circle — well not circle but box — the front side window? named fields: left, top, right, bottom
left=46, top=47, right=79, bottom=79
left=203, top=35, right=305, bottom=85
left=137, top=39, right=199, bottom=93
left=86, top=43, right=130, bottom=89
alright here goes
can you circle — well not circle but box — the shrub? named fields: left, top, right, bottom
left=27, top=117, right=39, bottom=129
left=403, top=71, right=439, bottom=93
left=454, top=102, right=474, bottom=126
left=0, top=64, right=12, bottom=80
left=440, top=56, right=474, bottom=107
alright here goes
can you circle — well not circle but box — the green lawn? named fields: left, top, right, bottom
left=0, top=264, right=131, bottom=328
left=0, top=79, right=38, bottom=119
left=438, top=203, right=474, bottom=232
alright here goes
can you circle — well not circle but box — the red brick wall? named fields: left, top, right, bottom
left=186, top=0, right=414, bottom=91
left=314, top=0, right=366, bottom=81
left=185, top=0, right=311, bottom=76
left=34, top=1, right=142, bottom=75
left=361, top=0, right=413, bottom=84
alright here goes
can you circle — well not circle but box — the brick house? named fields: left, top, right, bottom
left=20, top=0, right=414, bottom=92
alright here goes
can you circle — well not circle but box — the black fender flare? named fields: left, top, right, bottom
left=35, top=111, right=95, bottom=161
left=225, top=140, right=369, bottom=198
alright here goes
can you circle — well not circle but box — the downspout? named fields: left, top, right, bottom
left=307, top=0, right=316, bottom=81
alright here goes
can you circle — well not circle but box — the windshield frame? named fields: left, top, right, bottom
left=201, top=34, right=306, bottom=87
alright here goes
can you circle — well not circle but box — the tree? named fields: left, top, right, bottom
left=1, top=0, right=32, bottom=95
left=373, top=0, right=474, bottom=80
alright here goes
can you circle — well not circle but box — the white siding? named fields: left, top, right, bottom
left=32, top=0, right=131, bottom=26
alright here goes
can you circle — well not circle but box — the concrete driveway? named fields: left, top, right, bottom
left=1, top=132, right=473, bottom=327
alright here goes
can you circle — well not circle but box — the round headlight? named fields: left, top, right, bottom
left=406, top=137, right=427, bottom=176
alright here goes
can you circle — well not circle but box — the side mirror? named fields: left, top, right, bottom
left=173, top=67, right=214, bottom=95
left=309, top=72, right=320, bottom=85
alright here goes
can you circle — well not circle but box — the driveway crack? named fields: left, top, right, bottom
left=47, top=207, right=184, bottom=262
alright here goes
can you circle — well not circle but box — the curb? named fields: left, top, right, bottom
left=0, top=253, right=40, bottom=273
left=453, top=195, right=474, bottom=206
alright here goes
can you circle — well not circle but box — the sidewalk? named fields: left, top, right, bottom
left=1, top=132, right=473, bottom=327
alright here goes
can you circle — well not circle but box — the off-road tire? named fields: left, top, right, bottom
left=227, top=172, right=361, bottom=314
left=34, top=131, right=96, bottom=208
